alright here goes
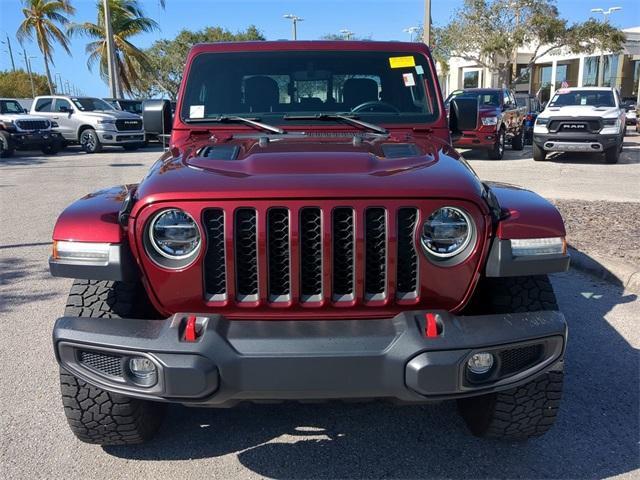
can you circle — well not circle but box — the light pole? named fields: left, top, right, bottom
left=103, top=0, right=120, bottom=98
left=56, top=73, right=63, bottom=94
left=422, top=0, right=431, bottom=45
left=1, top=35, right=16, bottom=71
left=590, top=7, right=622, bottom=22
left=283, top=14, right=303, bottom=40
left=403, top=26, right=420, bottom=42
left=20, top=49, right=35, bottom=97
left=340, top=29, right=354, bottom=40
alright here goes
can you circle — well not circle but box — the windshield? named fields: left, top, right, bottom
left=0, top=100, right=25, bottom=114
left=72, top=97, right=115, bottom=112
left=452, top=91, right=500, bottom=107
left=548, top=90, right=615, bottom=108
left=119, top=100, right=143, bottom=114
left=181, top=50, right=440, bottom=125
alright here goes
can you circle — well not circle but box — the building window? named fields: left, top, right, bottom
left=463, top=70, right=480, bottom=88
left=602, top=54, right=620, bottom=87
left=515, top=64, right=530, bottom=84
left=583, top=56, right=599, bottom=87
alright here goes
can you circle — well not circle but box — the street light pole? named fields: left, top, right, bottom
left=21, top=49, right=35, bottom=97
left=283, top=14, right=303, bottom=40
left=403, top=26, right=420, bottom=42
left=590, top=7, right=622, bottom=22
left=103, top=0, right=119, bottom=98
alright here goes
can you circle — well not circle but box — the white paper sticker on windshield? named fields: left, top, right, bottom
left=402, top=73, right=416, bottom=87
left=415, top=65, right=424, bottom=75
left=190, top=105, right=204, bottom=118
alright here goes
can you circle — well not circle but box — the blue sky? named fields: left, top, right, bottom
left=1, top=0, right=639, bottom=97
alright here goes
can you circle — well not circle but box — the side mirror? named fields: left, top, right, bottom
left=23, top=108, right=28, bottom=114
left=143, top=99, right=172, bottom=136
left=59, top=105, right=71, bottom=113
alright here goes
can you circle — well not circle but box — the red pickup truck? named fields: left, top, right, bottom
left=447, top=88, right=526, bottom=159
left=49, top=41, right=569, bottom=445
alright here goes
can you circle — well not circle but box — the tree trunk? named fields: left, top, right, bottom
left=42, top=53, right=54, bottom=94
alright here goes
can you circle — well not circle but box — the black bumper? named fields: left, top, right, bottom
left=53, top=311, right=567, bottom=406
left=10, top=131, right=62, bottom=148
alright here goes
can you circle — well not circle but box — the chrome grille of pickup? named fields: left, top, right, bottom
left=115, top=119, right=142, bottom=131
left=16, top=119, right=49, bottom=131
left=202, top=205, right=421, bottom=305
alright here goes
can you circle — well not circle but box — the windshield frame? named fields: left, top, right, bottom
left=178, top=49, right=442, bottom=127
left=548, top=90, right=616, bottom=108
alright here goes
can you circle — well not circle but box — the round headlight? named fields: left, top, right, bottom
left=149, top=209, right=201, bottom=260
left=421, top=207, right=473, bottom=258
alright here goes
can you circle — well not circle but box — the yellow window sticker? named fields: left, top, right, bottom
left=389, top=56, right=416, bottom=69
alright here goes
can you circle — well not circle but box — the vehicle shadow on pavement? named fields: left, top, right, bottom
left=0, top=256, right=57, bottom=313
left=104, top=271, right=639, bottom=479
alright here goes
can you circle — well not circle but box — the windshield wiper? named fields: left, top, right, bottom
left=283, top=113, right=388, bottom=135
left=184, top=115, right=285, bottom=134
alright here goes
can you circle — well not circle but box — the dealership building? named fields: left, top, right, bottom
left=443, top=26, right=640, bottom=102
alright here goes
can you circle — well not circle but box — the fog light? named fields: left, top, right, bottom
left=467, top=352, right=494, bottom=374
left=128, top=357, right=156, bottom=379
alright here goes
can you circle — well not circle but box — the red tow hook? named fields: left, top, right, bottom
left=184, top=315, right=198, bottom=342
left=424, top=313, right=440, bottom=338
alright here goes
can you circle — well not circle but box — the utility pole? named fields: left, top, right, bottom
left=590, top=7, right=622, bottom=22
left=103, top=0, right=120, bottom=98
left=2, top=34, right=16, bottom=71
left=21, top=49, right=35, bottom=97
left=403, top=26, right=420, bottom=42
left=283, top=14, right=303, bottom=40
left=422, top=0, right=431, bottom=45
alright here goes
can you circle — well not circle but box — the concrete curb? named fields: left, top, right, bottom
left=568, top=247, right=640, bottom=294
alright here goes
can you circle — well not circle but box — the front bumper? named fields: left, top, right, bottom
left=96, top=130, right=145, bottom=144
left=533, top=132, right=620, bottom=152
left=53, top=310, right=567, bottom=406
left=452, top=129, right=497, bottom=149
left=10, top=130, right=62, bottom=148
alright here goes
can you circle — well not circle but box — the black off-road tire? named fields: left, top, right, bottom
left=487, top=128, right=505, bottom=160
left=604, top=142, right=621, bottom=164
left=59, top=279, right=164, bottom=445
left=41, top=138, right=62, bottom=155
left=79, top=128, right=102, bottom=153
left=511, top=125, right=524, bottom=151
left=0, top=130, right=15, bottom=158
left=533, top=142, right=546, bottom=161
left=458, top=275, right=564, bottom=440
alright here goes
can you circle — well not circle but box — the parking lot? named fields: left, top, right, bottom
left=1, top=136, right=638, bottom=479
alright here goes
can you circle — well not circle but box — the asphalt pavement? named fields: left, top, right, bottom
left=1, top=141, right=638, bottom=479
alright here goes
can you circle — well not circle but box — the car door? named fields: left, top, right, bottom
left=32, top=97, right=55, bottom=124
left=52, top=98, right=76, bottom=140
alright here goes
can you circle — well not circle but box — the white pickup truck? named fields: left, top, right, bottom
left=533, top=87, right=626, bottom=164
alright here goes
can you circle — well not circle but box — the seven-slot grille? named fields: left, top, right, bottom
left=16, top=119, right=49, bottom=131
left=203, top=206, right=420, bottom=305
left=115, top=119, right=143, bottom=131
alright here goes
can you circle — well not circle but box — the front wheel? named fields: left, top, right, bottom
left=59, top=279, right=164, bottom=445
left=604, top=145, right=620, bottom=164
left=458, top=275, right=564, bottom=440
left=80, top=128, right=102, bottom=153
left=533, top=142, right=546, bottom=161
left=41, top=139, right=62, bottom=155
left=0, top=130, right=15, bottom=158
left=487, top=129, right=505, bottom=160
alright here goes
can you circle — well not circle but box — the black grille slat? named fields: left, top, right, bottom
left=332, top=208, right=355, bottom=298
left=115, top=119, right=142, bottom=131
left=300, top=208, right=322, bottom=298
left=79, top=350, right=123, bottom=377
left=203, top=209, right=226, bottom=298
left=365, top=208, right=387, bottom=297
left=268, top=208, right=290, bottom=299
left=499, top=344, right=543, bottom=376
left=235, top=209, right=258, bottom=298
left=16, top=120, right=48, bottom=130
left=396, top=208, right=419, bottom=296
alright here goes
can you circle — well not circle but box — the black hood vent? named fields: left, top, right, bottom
left=381, top=143, right=420, bottom=158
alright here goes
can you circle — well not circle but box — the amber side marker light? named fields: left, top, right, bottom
left=510, top=237, right=566, bottom=256
left=52, top=240, right=111, bottom=265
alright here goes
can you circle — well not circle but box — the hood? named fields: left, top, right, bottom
left=77, top=110, right=141, bottom=120
left=0, top=113, right=49, bottom=122
left=541, top=105, right=619, bottom=118
left=134, top=131, right=486, bottom=208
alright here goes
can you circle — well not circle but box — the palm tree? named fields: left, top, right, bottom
left=69, top=0, right=158, bottom=96
left=16, top=0, right=75, bottom=94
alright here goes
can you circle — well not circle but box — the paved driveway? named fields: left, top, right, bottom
left=1, top=144, right=638, bottom=479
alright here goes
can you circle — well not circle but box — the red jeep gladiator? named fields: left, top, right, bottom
left=447, top=88, right=525, bottom=159
left=50, top=41, right=569, bottom=445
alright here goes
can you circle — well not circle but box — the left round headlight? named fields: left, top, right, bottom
left=421, top=207, right=474, bottom=259
left=147, top=209, right=201, bottom=267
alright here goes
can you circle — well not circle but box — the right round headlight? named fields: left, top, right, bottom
left=146, top=209, right=201, bottom=268
left=421, top=207, right=474, bottom=259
